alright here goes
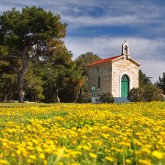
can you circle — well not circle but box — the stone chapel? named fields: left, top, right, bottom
left=87, top=40, right=140, bottom=102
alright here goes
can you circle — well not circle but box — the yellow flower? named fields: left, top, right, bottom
left=119, top=141, right=130, bottom=147
left=32, top=139, right=39, bottom=145
left=141, top=147, right=151, bottom=155
left=138, top=159, right=152, bottom=165
left=39, top=153, right=45, bottom=159
left=83, top=145, right=90, bottom=151
left=58, top=162, right=64, bottom=165
left=89, top=153, right=97, bottom=159
left=133, top=139, right=143, bottom=146
left=152, top=150, right=164, bottom=159
left=29, top=155, right=36, bottom=160
left=105, top=156, right=113, bottom=162
left=27, top=141, right=33, bottom=146
left=2, top=142, right=8, bottom=148
left=0, top=159, right=8, bottom=165
left=36, top=146, right=43, bottom=152
left=126, top=159, right=132, bottom=164
left=16, top=150, right=21, bottom=155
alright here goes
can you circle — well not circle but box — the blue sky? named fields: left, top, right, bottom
left=0, top=0, right=165, bottom=82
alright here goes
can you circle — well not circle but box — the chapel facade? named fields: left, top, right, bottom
left=87, top=40, right=140, bottom=99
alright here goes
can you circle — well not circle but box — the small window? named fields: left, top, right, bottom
left=98, top=77, right=100, bottom=88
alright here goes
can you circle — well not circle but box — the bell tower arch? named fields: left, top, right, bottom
left=122, top=39, right=129, bottom=55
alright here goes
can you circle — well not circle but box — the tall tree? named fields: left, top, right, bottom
left=42, top=47, right=73, bottom=103
left=65, top=62, right=83, bottom=102
left=0, top=54, right=17, bottom=102
left=139, top=69, right=152, bottom=88
left=0, top=6, right=67, bottom=102
left=57, top=62, right=83, bottom=103
left=156, top=72, right=165, bottom=95
left=24, top=62, right=44, bottom=102
left=75, top=52, right=101, bottom=76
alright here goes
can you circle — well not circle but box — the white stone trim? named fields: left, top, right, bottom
left=119, top=72, right=132, bottom=97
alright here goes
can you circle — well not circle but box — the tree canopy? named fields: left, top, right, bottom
left=0, top=6, right=67, bottom=102
left=75, top=52, right=101, bottom=76
left=156, top=72, right=165, bottom=95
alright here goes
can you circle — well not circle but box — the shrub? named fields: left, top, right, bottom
left=128, top=87, right=144, bottom=102
left=77, top=93, right=91, bottom=103
left=98, top=92, right=114, bottom=103
left=128, top=85, right=164, bottom=102
left=143, top=85, right=163, bottom=102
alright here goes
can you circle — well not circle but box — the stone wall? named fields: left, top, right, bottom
left=112, top=56, right=139, bottom=97
left=88, top=62, right=112, bottom=96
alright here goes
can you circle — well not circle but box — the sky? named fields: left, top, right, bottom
left=0, top=0, right=165, bottom=82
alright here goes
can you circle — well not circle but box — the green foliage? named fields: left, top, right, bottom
left=128, top=85, right=163, bottom=102
left=139, top=69, right=152, bottom=88
left=0, top=6, right=67, bottom=102
left=156, top=72, right=165, bottom=95
left=75, top=52, right=101, bottom=76
left=98, top=92, right=114, bottom=103
left=128, top=87, right=145, bottom=102
left=77, top=92, right=91, bottom=103
left=129, top=70, right=163, bottom=102
left=41, top=51, right=83, bottom=103
left=24, top=63, right=44, bottom=102
left=143, top=84, right=163, bottom=102
left=59, top=62, right=83, bottom=103
left=42, top=64, right=68, bottom=103
left=0, top=60, right=17, bottom=102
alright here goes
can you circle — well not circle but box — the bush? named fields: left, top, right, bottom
left=143, top=85, right=163, bottom=102
left=98, top=92, right=114, bottom=103
left=128, top=87, right=144, bottom=102
left=128, top=85, right=164, bottom=102
left=77, top=93, right=91, bottom=103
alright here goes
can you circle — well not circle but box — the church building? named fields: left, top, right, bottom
left=87, top=40, right=140, bottom=102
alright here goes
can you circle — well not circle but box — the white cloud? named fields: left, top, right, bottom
left=63, top=15, right=141, bottom=28
left=140, top=59, right=165, bottom=83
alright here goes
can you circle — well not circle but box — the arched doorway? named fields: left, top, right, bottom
left=121, top=74, right=129, bottom=97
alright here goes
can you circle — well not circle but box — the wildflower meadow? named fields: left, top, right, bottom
left=0, top=102, right=165, bottom=165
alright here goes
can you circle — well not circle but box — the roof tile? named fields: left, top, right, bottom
left=88, top=55, right=123, bottom=66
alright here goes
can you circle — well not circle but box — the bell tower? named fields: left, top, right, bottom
left=122, top=39, right=129, bottom=55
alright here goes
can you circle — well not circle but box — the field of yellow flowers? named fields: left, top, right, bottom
left=0, top=102, right=165, bottom=165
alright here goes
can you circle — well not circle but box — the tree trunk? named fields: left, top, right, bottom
left=16, top=53, right=28, bottom=103
left=2, top=81, right=12, bottom=102
left=73, top=89, right=79, bottom=103
left=56, top=89, right=60, bottom=103
left=17, top=72, right=25, bottom=103
left=2, top=85, right=8, bottom=102
left=2, top=94, right=8, bottom=102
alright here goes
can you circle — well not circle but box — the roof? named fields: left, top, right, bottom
left=88, top=54, right=140, bottom=67
left=88, top=55, right=123, bottom=66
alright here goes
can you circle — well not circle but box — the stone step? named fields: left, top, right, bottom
left=91, top=97, right=130, bottom=103
left=114, top=97, right=130, bottom=103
